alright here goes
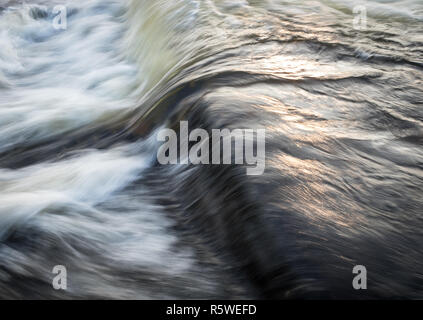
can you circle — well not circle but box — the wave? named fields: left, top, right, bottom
left=0, top=0, right=422, bottom=299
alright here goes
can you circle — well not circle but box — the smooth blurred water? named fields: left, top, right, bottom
left=0, top=0, right=422, bottom=299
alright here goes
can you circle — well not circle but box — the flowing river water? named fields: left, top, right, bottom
left=0, top=0, right=422, bottom=299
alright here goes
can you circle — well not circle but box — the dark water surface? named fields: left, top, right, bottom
left=0, top=0, right=422, bottom=299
